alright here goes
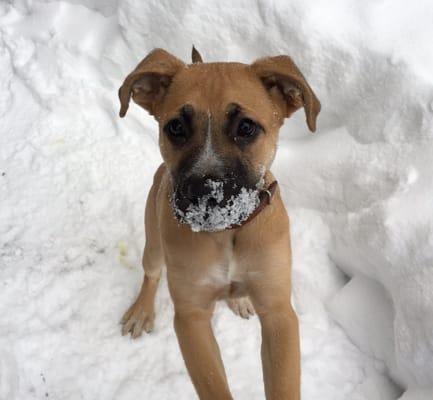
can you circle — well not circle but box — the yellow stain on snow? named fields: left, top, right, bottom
left=117, top=240, right=134, bottom=269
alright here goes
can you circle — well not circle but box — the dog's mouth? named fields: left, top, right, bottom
left=171, top=178, right=261, bottom=232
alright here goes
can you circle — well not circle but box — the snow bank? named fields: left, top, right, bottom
left=1, top=0, right=432, bottom=399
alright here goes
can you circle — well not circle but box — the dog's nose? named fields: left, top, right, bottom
left=176, top=175, right=240, bottom=212
left=181, top=176, right=214, bottom=202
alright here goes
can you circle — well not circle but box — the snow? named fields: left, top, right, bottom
left=1, top=1, right=432, bottom=399
left=172, top=180, right=260, bottom=232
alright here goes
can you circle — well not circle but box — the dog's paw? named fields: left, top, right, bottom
left=226, top=296, right=255, bottom=319
left=120, top=301, right=155, bottom=339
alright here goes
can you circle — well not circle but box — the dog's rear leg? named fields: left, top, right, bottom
left=121, top=245, right=162, bottom=338
left=226, top=296, right=255, bottom=319
left=121, top=167, right=164, bottom=338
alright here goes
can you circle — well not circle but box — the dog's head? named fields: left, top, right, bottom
left=119, top=48, right=320, bottom=223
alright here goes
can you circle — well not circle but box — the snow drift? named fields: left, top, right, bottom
left=1, top=1, right=432, bottom=399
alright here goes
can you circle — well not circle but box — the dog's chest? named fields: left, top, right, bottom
left=199, top=249, right=248, bottom=298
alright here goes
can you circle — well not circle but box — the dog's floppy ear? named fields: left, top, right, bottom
left=251, top=56, right=321, bottom=132
left=118, top=49, right=185, bottom=118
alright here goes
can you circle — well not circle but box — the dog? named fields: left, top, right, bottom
left=118, top=47, right=320, bottom=400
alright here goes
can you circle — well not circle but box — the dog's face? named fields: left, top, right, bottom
left=155, top=63, right=284, bottom=214
left=119, top=49, right=320, bottom=217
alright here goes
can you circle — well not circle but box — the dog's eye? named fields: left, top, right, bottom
left=165, top=119, right=187, bottom=144
left=237, top=118, right=258, bottom=138
left=166, top=119, right=185, bottom=136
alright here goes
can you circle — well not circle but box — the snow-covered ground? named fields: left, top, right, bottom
left=1, top=1, right=433, bottom=399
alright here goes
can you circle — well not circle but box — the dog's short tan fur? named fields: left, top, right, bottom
left=119, top=48, right=320, bottom=400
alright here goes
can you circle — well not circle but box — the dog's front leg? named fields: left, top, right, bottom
left=259, top=304, right=300, bottom=400
left=173, top=303, right=233, bottom=400
left=246, top=248, right=300, bottom=400
left=174, top=307, right=233, bottom=400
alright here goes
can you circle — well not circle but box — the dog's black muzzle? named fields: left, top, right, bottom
left=174, top=174, right=242, bottom=213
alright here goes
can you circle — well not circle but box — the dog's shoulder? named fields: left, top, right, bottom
left=153, top=163, right=167, bottom=186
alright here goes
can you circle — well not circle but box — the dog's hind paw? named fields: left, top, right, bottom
left=226, top=297, right=255, bottom=319
left=121, top=302, right=155, bottom=339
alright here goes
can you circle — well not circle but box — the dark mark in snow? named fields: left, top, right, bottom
left=40, top=373, right=49, bottom=397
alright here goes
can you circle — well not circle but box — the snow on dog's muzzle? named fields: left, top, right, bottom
left=171, top=177, right=261, bottom=232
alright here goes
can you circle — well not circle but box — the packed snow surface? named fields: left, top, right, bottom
left=172, top=180, right=260, bottom=232
left=1, top=1, right=433, bottom=399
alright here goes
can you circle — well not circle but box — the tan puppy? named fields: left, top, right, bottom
left=118, top=47, right=320, bottom=400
